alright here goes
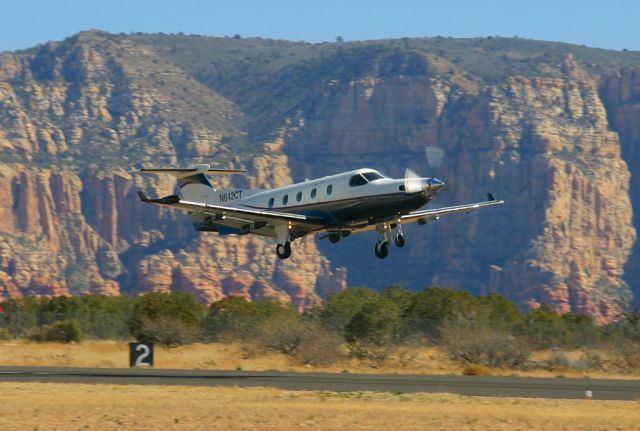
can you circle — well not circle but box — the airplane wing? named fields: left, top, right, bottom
left=400, top=194, right=504, bottom=224
left=137, top=191, right=327, bottom=227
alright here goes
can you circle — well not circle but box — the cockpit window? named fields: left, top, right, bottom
left=349, top=174, right=368, bottom=187
left=363, top=171, right=385, bottom=182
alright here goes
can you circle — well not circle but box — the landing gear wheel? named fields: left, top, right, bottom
left=395, top=233, right=406, bottom=248
left=276, top=242, right=292, bottom=259
left=374, top=241, right=389, bottom=259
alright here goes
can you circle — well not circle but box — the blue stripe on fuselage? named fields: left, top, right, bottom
left=243, top=192, right=429, bottom=226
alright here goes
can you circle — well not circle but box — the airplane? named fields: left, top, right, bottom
left=135, top=164, right=503, bottom=259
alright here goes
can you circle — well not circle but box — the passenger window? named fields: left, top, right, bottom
left=326, top=184, right=333, bottom=195
left=296, top=191, right=302, bottom=202
left=311, top=188, right=317, bottom=198
left=349, top=174, right=368, bottom=187
left=282, top=195, right=289, bottom=205
left=268, top=197, right=274, bottom=209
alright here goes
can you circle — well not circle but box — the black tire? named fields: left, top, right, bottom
left=276, top=242, right=292, bottom=259
left=395, top=234, right=405, bottom=248
left=329, top=234, right=341, bottom=244
left=374, top=241, right=389, bottom=259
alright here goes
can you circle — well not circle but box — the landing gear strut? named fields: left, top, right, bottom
left=395, top=223, right=406, bottom=248
left=275, top=224, right=292, bottom=260
left=276, top=242, right=292, bottom=259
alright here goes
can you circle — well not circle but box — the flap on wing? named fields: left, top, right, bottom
left=401, top=197, right=504, bottom=223
left=137, top=191, right=326, bottom=226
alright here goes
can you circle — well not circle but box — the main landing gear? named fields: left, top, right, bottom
left=276, top=242, right=292, bottom=259
left=275, top=225, right=293, bottom=260
left=374, top=222, right=406, bottom=259
left=374, top=240, right=389, bottom=259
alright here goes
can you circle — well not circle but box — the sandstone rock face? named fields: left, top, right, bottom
left=0, top=32, right=638, bottom=322
left=0, top=164, right=119, bottom=298
left=483, top=63, right=635, bottom=322
left=0, top=32, right=346, bottom=309
left=281, top=53, right=635, bottom=323
left=600, top=68, right=640, bottom=298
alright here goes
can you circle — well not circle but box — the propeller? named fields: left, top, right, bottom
left=425, top=146, right=444, bottom=169
left=404, top=168, right=423, bottom=193
left=402, top=146, right=446, bottom=193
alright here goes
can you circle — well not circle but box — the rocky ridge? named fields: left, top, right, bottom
left=0, top=33, right=346, bottom=310
left=0, top=32, right=639, bottom=321
left=274, top=52, right=637, bottom=322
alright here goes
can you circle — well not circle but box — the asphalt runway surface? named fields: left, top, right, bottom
left=1, top=366, right=639, bottom=400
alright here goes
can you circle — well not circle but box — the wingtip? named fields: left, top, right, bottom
left=128, top=163, right=144, bottom=173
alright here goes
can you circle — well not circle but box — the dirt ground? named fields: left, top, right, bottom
left=0, top=382, right=638, bottom=431
left=0, top=340, right=638, bottom=380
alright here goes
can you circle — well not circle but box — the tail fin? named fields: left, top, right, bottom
left=134, top=164, right=246, bottom=199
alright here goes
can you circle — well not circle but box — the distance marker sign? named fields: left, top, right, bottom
left=129, top=342, right=154, bottom=367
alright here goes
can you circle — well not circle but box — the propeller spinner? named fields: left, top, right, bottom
left=404, top=168, right=445, bottom=195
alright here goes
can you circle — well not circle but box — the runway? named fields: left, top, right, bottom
left=1, top=366, right=638, bottom=400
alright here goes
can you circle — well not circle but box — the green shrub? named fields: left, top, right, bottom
left=319, top=288, right=382, bottom=334
left=129, top=291, right=206, bottom=344
left=135, top=315, right=199, bottom=348
left=404, top=287, right=475, bottom=339
left=519, top=304, right=573, bottom=348
left=344, top=298, right=401, bottom=346
left=202, top=297, right=298, bottom=341
left=27, top=319, right=84, bottom=343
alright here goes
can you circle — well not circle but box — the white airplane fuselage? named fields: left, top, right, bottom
left=136, top=164, right=501, bottom=260
left=189, top=168, right=441, bottom=236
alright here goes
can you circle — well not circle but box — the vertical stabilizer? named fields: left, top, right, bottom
left=133, top=163, right=246, bottom=201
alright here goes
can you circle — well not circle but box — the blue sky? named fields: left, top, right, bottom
left=2, top=0, right=638, bottom=52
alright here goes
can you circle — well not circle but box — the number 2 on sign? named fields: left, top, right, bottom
left=134, top=344, right=151, bottom=366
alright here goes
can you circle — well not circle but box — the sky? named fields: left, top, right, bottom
left=1, top=0, right=639, bottom=52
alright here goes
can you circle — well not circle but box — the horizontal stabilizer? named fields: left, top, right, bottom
left=137, top=191, right=180, bottom=204
left=137, top=191, right=327, bottom=226
left=132, top=163, right=246, bottom=177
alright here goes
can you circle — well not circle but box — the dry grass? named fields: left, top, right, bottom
left=1, top=340, right=639, bottom=379
left=0, top=340, right=459, bottom=373
left=0, top=382, right=638, bottom=431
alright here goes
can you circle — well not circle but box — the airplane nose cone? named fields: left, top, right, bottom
left=427, top=178, right=445, bottom=193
